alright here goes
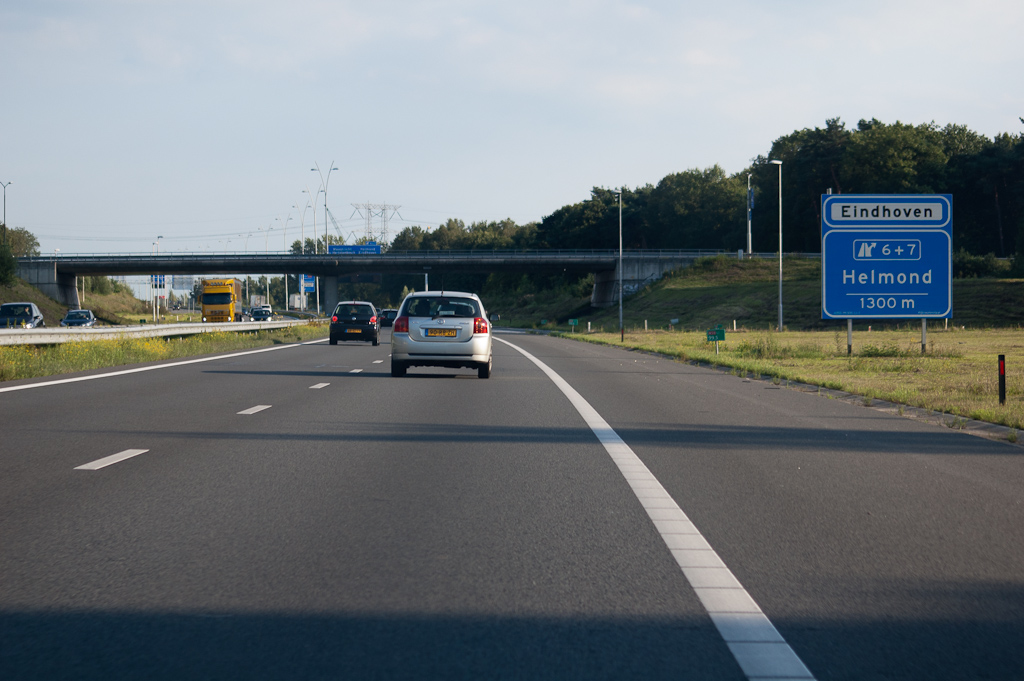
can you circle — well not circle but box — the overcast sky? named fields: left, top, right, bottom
left=2, top=0, right=1022, bottom=256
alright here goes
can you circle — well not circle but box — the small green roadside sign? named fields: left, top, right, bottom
left=568, top=319, right=578, bottom=326
left=706, top=328, right=725, bottom=342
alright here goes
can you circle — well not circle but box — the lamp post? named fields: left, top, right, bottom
left=1, top=180, right=11, bottom=245
left=277, top=215, right=292, bottom=309
left=294, top=200, right=312, bottom=312
left=312, top=162, right=338, bottom=254
left=746, top=173, right=752, bottom=257
left=769, top=160, right=783, bottom=331
left=614, top=189, right=623, bottom=342
left=304, top=184, right=325, bottom=315
left=312, top=163, right=337, bottom=316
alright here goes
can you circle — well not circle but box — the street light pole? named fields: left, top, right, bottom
left=1, top=181, right=11, bottom=245
left=615, top=189, right=623, bottom=342
left=746, top=173, right=752, bottom=257
left=303, top=186, right=321, bottom=316
left=277, top=215, right=292, bottom=309
left=311, top=165, right=337, bottom=317
left=769, top=160, right=783, bottom=331
left=312, top=162, right=338, bottom=254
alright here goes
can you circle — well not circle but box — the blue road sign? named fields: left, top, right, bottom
left=821, top=195, right=952, bottom=319
left=328, top=243, right=381, bottom=255
left=300, top=274, right=316, bottom=293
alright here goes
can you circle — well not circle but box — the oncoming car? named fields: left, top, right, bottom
left=250, top=308, right=274, bottom=322
left=60, top=309, right=97, bottom=327
left=329, top=301, right=379, bottom=345
left=391, top=291, right=492, bottom=378
left=0, top=302, right=45, bottom=328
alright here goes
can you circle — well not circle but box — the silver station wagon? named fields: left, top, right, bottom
left=391, top=291, right=492, bottom=378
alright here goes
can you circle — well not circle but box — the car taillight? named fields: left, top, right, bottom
left=473, top=317, right=488, bottom=334
left=394, top=316, right=409, bottom=333
left=370, top=315, right=377, bottom=324
left=331, top=315, right=338, bottom=322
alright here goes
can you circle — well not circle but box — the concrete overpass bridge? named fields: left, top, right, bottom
left=17, top=249, right=751, bottom=312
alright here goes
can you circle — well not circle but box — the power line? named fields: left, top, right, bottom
left=350, top=202, right=402, bottom=244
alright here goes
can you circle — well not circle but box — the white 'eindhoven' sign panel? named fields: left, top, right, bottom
left=821, top=194, right=952, bottom=319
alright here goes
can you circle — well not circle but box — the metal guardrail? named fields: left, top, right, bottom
left=0, top=319, right=318, bottom=346
left=23, top=249, right=824, bottom=259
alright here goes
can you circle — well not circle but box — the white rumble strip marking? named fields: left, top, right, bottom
left=496, top=337, right=815, bottom=681
left=75, top=449, right=150, bottom=470
left=237, top=405, right=272, bottom=415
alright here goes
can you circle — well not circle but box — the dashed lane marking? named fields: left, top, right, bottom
left=75, top=449, right=150, bottom=470
left=237, top=405, right=272, bottom=415
left=309, top=383, right=330, bottom=389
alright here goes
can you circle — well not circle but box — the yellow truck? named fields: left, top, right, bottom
left=201, top=278, right=245, bottom=322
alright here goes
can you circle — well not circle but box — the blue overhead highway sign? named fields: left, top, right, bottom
left=821, top=195, right=952, bottom=319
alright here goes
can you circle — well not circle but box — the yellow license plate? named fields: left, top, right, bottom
left=426, top=328, right=457, bottom=337
left=345, top=329, right=362, bottom=333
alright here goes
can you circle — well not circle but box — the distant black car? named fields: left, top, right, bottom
left=0, top=302, right=45, bottom=329
left=379, top=308, right=398, bottom=327
left=60, top=309, right=97, bottom=327
left=250, top=308, right=274, bottom=321
left=329, top=301, right=379, bottom=346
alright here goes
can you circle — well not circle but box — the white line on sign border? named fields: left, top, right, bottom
left=495, top=337, right=816, bottom=681
left=75, top=449, right=150, bottom=470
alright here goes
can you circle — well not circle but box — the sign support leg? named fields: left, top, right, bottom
left=921, top=319, right=927, bottom=355
left=847, top=319, right=853, bottom=356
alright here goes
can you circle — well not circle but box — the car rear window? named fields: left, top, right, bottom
left=403, top=296, right=480, bottom=318
left=335, top=305, right=374, bottom=318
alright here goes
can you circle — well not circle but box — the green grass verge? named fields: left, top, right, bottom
left=0, top=323, right=328, bottom=382
left=559, top=327, right=1024, bottom=431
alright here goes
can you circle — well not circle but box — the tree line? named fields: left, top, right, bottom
left=387, top=117, right=1024, bottom=264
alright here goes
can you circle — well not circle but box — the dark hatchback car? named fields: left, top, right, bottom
left=0, top=302, right=45, bottom=328
left=60, top=309, right=97, bottom=327
left=379, top=308, right=398, bottom=328
left=250, top=308, right=274, bottom=321
left=329, top=301, right=379, bottom=346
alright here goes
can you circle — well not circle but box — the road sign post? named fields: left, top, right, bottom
left=706, top=325, right=725, bottom=354
left=821, top=195, right=952, bottom=321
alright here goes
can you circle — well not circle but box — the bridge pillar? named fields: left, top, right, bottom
left=591, top=257, right=696, bottom=308
left=591, top=270, right=618, bottom=307
left=323, top=275, right=339, bottom=315
left=16, top=260, right=80, bottom=309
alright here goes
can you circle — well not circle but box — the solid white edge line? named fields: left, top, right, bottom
left=75, top=448, right=150, bottom=470
left=0, top=338, right=329, bottom=394
left=237, top=405, right=272, bottom=415
left=494, top=337, right=815, bottom=681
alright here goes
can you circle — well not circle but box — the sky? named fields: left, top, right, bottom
left=2, top=0, right=1022, bottom=259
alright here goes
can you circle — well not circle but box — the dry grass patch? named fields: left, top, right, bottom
left=567, top=326, right=1024, bottom=430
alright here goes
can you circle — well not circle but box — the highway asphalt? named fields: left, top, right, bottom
left=1, top=329, right=1022, bottom=680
